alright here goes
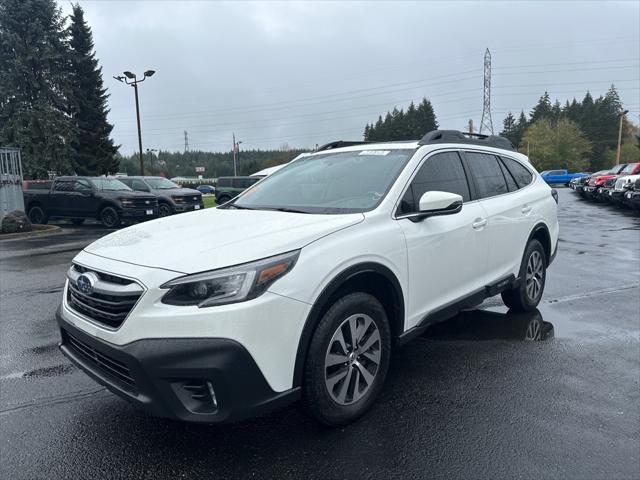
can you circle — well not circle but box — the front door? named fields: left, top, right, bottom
left=396, top=151, right=490, bottom=329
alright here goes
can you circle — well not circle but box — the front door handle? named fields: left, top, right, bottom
left=472, top=218, right=487, bottom=230
left=521, top=205, right=532, bottom=214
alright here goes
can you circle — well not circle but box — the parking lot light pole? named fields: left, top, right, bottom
left=615, top=110, right=629, bottom=164
left=114, top=70, right=156, bottom=175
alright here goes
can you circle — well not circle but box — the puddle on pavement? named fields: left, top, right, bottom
left=424, top=308, right=554, bottom=341
left=23, top=364, right=74, bottom=378
left=423, top=303, right=637, bottom=342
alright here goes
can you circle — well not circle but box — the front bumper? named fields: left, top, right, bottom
left=57, top=309, right=300, bottom=423
left=609, top=190, right=626, bottom=203
left=173, top=203, right=204, bottom=213
left=120, top=207, right=159, bottom=219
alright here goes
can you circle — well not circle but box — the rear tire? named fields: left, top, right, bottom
left=501, top=239, right=547, bottom=312
left=27, top=206, right=48, bottom=225
left=100, top=207, right=120, bottom=228
left=302, top=292, right=391, bottom=426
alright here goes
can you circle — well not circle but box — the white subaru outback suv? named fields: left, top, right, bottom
left=58, top=130, right=559, bottom=426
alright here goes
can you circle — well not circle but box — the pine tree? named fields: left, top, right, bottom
left=415, top=98, right=438, bottom=136
left=0, top=0, right=76, bottom=178
left=500, top=112, right=517, bottom=146
left=68, top=3, right=118, bottom=175
left=530, top=91, right=553, bottom=123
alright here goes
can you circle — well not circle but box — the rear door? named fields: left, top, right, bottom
left=462, top=151, right=532, bottom=282
left=396, top=150, right=490, bottom=325
left=49, top=179, right=75, bottom=216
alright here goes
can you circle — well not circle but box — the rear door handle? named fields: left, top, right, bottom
left=521, top=205, right=532, bottom=214
left=472, top=218, right=487, bottom=230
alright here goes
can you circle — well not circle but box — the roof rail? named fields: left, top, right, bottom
left=418, top=130, right=515, bottom=151
left=316, top=140, right=375, bottom=152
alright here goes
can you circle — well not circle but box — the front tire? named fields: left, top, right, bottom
left=158, top=202, right=173, bottom=217
left=217, top=195, right=231, bottom=205
left=302, top=292, right=391, bottom=426
left=100, top=207, right=120, bottom=228
left=501, top=239, right=547, bottom=312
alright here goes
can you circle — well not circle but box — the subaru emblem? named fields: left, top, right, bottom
left=76, top=274, right=95, bottom=295
left=145, top=200, right=150, bottom=204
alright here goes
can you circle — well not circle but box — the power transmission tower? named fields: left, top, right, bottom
left=184, top=130, right=189, bottom=152
left=479, top=48, right=494, bottom=135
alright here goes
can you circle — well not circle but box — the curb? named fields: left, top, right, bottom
left=0, top=225, right=63, bottom=241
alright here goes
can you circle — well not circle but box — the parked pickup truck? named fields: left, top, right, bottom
left=539, top=170, right=589, bottom=185
left=23, top=176, right=159, bottom=228
left=117, top=176, right=204, bottom=217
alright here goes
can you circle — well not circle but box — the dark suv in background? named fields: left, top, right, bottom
left=215, top=176, right=263, bottom=204
left=23, top=177, right=158, bottom=227
left=118, top=176, right=203, bottom=217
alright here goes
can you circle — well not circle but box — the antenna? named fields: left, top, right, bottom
left=479, top=48, right=494, bottom=135
left=184, top=130, right=189, bottom=152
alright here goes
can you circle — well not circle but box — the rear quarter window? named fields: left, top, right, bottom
left=500, top=156, right=533, bottom=189
left=217, top=178, right=231, bottom=188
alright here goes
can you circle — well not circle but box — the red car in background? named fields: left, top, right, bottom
left=583, top=164, right=628, bottom=199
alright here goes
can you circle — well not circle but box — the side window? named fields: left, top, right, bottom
left=53, top=180, right=74, bottom=192
left=500, top=156, right=533, bottom=188
left=74, top=179, right=92, bottom=191
left=398, top=151, right=471, bottom=214
left=131, top=179, right=148, bottom=191
left=464, top=152, right=509, bottom=199
left=218, top=178, right=231, bottom=187
left=235, top=178, right=252, bottom=189
left=497, top=160, right=518, bottom=192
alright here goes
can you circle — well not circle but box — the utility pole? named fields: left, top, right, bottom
left=184, top=130, right=189, bottom=152
left=479, top=48, right=494, bottom=135
left=114, top=70, right=156, bottom=175
left=232, top=133, right=242, bottom=176
left=616, top=110, right=629, bottom=164
left=146, top=148, right=157, bottom=175
left=468, top=119, right=474, bottom=134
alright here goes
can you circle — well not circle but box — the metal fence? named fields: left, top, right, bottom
left=0, top=148, right=25, bottom=222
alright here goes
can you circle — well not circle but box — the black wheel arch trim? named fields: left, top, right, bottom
left=527, top=222, right=554, bottom=267
left=292, top=262, right=405, bottom=387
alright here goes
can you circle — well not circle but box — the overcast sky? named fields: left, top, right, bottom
left=59, top=0, right=640, bottom=155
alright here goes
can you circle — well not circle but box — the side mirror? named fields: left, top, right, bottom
left=408, top=191, right=463, bottom=221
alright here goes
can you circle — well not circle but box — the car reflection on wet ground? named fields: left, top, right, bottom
left=0, top=188, right=638, bottom=480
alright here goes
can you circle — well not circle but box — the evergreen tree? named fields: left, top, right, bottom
left=0, top=0, right=75, bottom=178
left=68, top=4, right=118, bottom=175
left=500, top=112, right=517, bottom=146
left=415, top=98, right=438, bottom=136
left=521, top=118, right=591, bottom=171
left=530, top=91, right=553, bottom=123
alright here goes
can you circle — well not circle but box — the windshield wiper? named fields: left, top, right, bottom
left=264, top=207, right=310, bottom=214
left=226, top=204, right=256, bottom=210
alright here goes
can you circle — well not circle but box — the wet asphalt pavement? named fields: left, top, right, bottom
left=1, top=190, right=638, bottom=480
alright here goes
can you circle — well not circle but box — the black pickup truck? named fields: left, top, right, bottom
left=23, top=176, right=159, bottom=228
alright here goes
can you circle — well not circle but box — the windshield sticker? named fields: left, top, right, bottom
left=359, top=150, right=390, bottom=156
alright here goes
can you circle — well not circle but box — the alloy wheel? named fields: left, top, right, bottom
left=324, top=313, right=381, bottom=405
left=525, top=250, right=544, bottom=301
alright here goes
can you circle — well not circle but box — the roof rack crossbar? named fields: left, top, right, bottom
left=315, top=140, right=375, bottom=152
left=418, top=130, right=515, bottom=151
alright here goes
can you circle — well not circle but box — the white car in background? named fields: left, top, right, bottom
left=57, top=130, right=558, bottom=426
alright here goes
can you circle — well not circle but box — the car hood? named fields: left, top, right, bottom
left=84, top=208, right=364, bottom=274
left=154, top=187, right=201, bottom=196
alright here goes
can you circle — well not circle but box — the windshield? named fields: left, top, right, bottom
left=146, top=177, right=179, bottom=189
left=620, top=163, right=638, bottom=174
left=90, top=178, right=131, bottom=191
left=231, top=149, right=414, bottom=214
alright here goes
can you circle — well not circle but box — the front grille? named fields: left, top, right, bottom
left=66, top=264, right=143, bottom=329
left=128, top=197, right=158, bottom=208
left=63, top=330, right=137, bottom=392
left=173, top=194, right=202, bottom=204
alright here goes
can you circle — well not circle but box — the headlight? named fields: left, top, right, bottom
left=160, top=250, right=300, bottom=307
